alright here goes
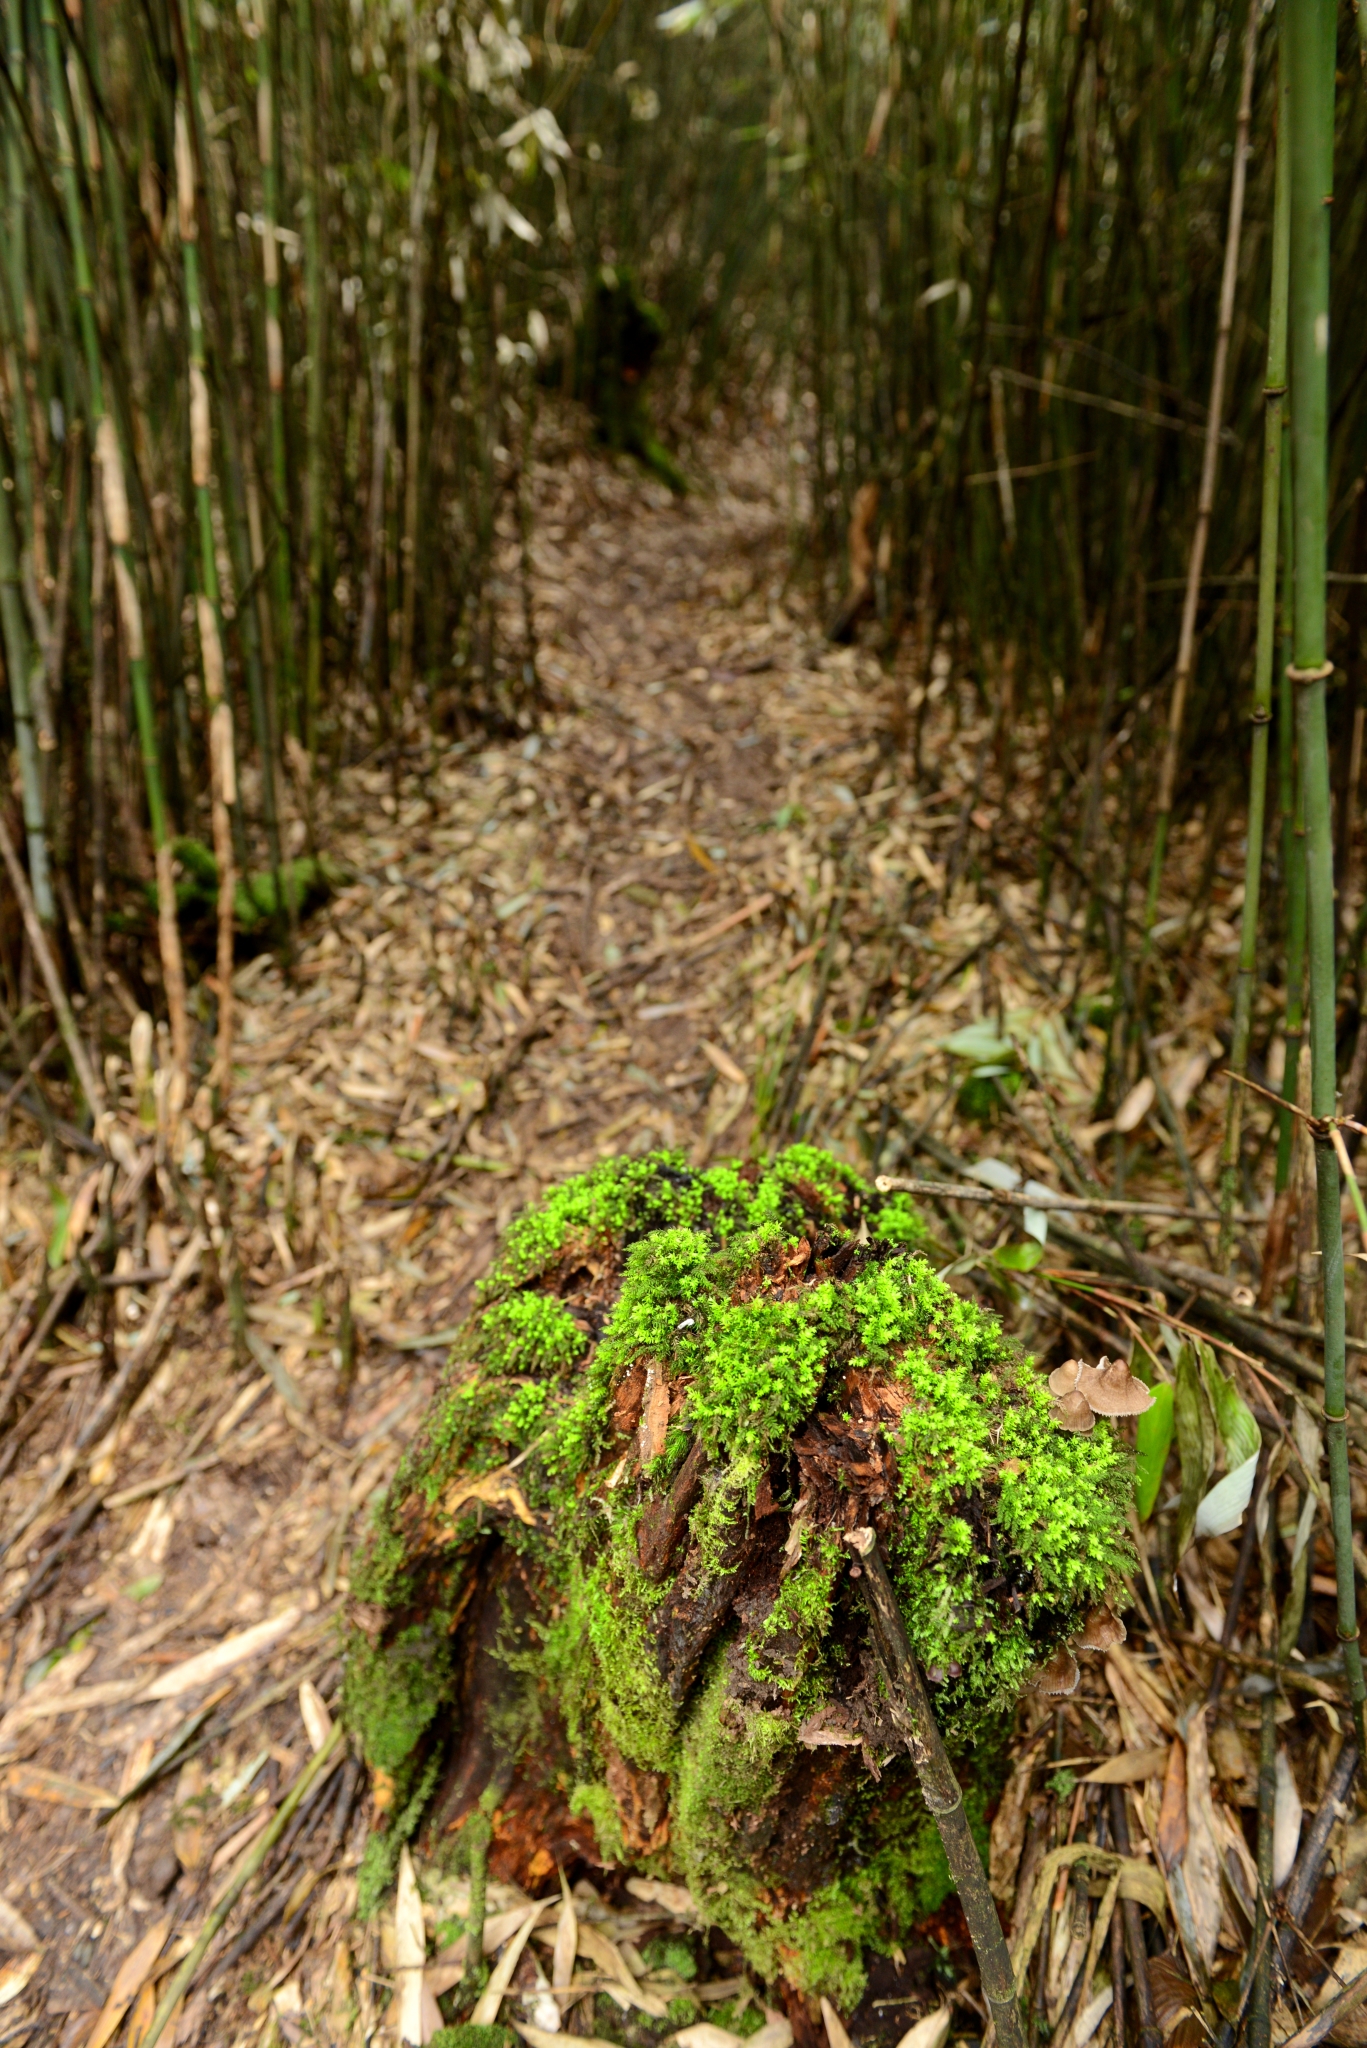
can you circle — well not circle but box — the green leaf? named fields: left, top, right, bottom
left=1135, top=1381, right=1174, bottom=1521
left=1174, top=1342, right=1215, bottom=1560
left=992, top=1239, right=1044, bottom=1272
left=944, top=1020, right=1015, bottom=1063
left=1197, top=1341, right=1261, bottom=1469
left=47, top=1189, right=71, bottom=1269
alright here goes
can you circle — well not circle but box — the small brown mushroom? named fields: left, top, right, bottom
left=1073, top=1604, right=1126, bottom=1652
left=1048, top=1359, right=1083, bottom=1397
left=1030, top=1645, right=1080, bottom=1696
left=1050, top=1389, right=1096, bottom=1432
left=1081, top=1356, right=1155, bottom=1417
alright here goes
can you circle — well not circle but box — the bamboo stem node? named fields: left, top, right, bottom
left=1287, top=660, right=1334, bottom=683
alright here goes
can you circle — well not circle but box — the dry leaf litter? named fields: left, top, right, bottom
left=0, top=416, right=1362, bottom=2048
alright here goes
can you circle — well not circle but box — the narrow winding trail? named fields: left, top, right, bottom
left=0, top=420, right=1244, bottom=2038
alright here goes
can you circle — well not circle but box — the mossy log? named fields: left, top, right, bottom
left=344, top=1146, right=1135, bottom=2012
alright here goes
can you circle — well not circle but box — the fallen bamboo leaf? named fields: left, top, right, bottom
left=893, top=2008, right=951, bottom=2048
left=86, top=1917, right=171, bottom=2048
left=1156, top=1739, right=1188, bottom=1871
left=1274, top=1748, right=1303, bottom=1889
left=750, top=2019, right=795, bottom=2048
left=3, top=1760, right=118, bottom=1809
left=1114, top=1077, right=1155, bottom=1134
left=171, top=1758, right=207, bottom=1871
left=208, top=1806, right=274, bottom=1873
left=0, top=1952, right=39, bottom=2006
left=440, top=1903, right=541, bottom=1971
left=395, top=1844, right=429, bottom=2046
left=989, top=1739, right=1044, bottom=1902
left=675, top=2026, right=745, bottom=2048
left=471, top=1899, right=554, bottom=2025
left=821, top=1996, right=854, bottom=2048
left=1010, top=1846, right=1166, bottom=1992
left=1071, top=1985, right=1114, bottom=2048
left=0, top=1899, right=40, bottom=1951
left=1079, top=1746, right=1171, bottom=1785
left=552, top=1884, right=576, bottom=1991
left=625, top=1876, right=697, bottom=1919
left=574, top=1923, right=669, bottom=2015
left=700, top=1041, right=747, bottom=1087
left=139, top=1601, right=305, bottom=1700
left=299, top=1678, right=333, bottom=1753
left=516, top=2027, right=622, bottom=2048
left=1182, top=1709, right=1223, bottom=1970
left=126, top=1979, right=158, bottom=2048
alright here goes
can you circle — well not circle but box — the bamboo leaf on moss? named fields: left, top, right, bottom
left=1174, top=1343, right=1215, bottom=1560
left=1135, top=1382, right=1174, bottom=1522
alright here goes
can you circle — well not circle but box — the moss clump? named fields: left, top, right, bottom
left=428, top=2029, right=518, bottom=2048
left=346, top=1145, right=1132, bottom=2007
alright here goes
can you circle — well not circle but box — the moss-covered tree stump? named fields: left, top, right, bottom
left=345, top=1146, right=1134, bottom=2011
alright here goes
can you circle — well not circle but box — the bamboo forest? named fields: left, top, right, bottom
left=3, top=1, right=1367, bottom=2046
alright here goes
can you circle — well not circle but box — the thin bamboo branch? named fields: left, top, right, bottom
left=0, top=391, right=52, bottom=922
left=140, top=1719, right=345, bottom=2048
left=297, top=0, right=324, bottom=751
left=252, top=0, right=297, bottom=737
left=0, top=807, right=104, bottom=1121
left=175, top=98, right=236, bottom=1098
left=850, top=1530, right=1026, bottom=2048
left=1143, top=0, right=1258, bottom=950
left=873, top=1175, right=1264, bottom=1224
left=1221, top=58, right=1291, bottom=1263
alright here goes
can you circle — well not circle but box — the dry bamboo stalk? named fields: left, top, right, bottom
left=1143, top=0, right=1259, bottom=943
left=0, top=807, right=105, bottom=1123
left=175, top=99, right=236, bottom=1097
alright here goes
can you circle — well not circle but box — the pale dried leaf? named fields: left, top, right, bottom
left=395, top=1845, right=430, bottom=2045
left=821, top=1998, right=854, bottom=2048
left=1114, top=1077, right=1156, bottom=1134
left=1183, top=1708, right=1222, bottom=1970
left=1274, top=1749, right=1303, bottom=1890
left=86, top=1917, right=171, bottom=2048
left=894, top=2008, right=952, bottom=2048
left=299, top=1678, right=333, bottom=1753
left=0, top=1952, right=39, bottom=2007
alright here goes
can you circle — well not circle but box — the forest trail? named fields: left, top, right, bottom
left=0, top=419, right=1244, bottom=2039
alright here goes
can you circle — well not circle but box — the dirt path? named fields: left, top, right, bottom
left=0, top=421, right=1242, bottom=2042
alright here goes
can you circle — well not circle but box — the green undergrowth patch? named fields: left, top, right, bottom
left=345, top=1143, right=1132, bottom=2002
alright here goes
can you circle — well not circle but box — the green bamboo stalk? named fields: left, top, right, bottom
left=1219, top=49, right=1291, bottom=1265
left=1285, top=0, right=1367, bottom=1747
left=76, top=0, right=141, bottom=394
left=175, top=97, right=236, bottom=1094
left=297, top=0, right=324, bottom=751
left=252, top=0, right=297, bottom=738
left=1276, top=443, right=1305, bottom=1195
left=399, top=16, right=424, bottom=702
left=2, top=0, right=40, bottom=585
left=39, top=0, right=190, bottom=1068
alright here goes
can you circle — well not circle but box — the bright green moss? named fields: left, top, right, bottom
left=344, top=1627, right=453, bottom=1776
left=345, top=1144, right=1133, bottom=2008
left=480, top=1292, right=587, bottom=1377
left=498, top=1380, right=551, bottom=1443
